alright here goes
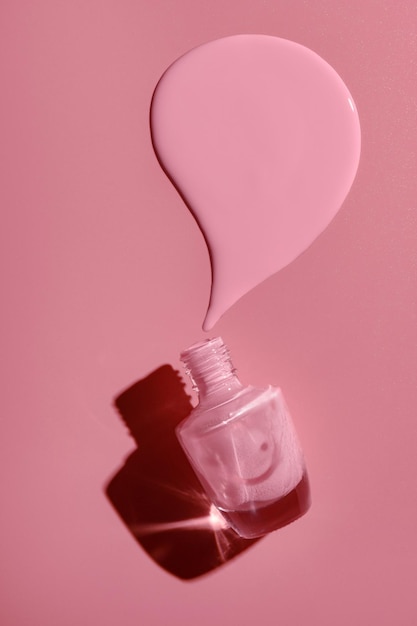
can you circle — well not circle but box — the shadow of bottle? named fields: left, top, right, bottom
left=105, top=365, right=260, bottom=580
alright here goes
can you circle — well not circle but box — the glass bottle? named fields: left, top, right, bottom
left=176, top=337, right=311, bottom=539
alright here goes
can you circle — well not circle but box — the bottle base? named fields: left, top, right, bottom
left=218, top=473, right=311, bottom=539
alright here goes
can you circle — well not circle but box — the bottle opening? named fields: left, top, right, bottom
left=180, top=337, right=238, bottom=398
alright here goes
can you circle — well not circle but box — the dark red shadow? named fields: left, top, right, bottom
left=105, top=365, right=260, bottom=580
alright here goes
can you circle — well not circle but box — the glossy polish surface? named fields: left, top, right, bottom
left=151, top=35, right=361, bottom=329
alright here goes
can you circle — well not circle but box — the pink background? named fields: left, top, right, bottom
left=1, top=1, right=416, bottom=625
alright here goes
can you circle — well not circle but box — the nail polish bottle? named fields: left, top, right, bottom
left=176, top=337, right=311, bottom=539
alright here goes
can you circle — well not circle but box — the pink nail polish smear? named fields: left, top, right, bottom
left=150, top=35, right=361, bottom=329
left=176, top=337, right=310, bottom=539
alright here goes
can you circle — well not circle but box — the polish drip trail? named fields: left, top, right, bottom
left=151, top=35, right=361, bottom=329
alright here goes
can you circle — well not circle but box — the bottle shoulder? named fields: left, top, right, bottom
left=177, top=384, right=282, bottom=436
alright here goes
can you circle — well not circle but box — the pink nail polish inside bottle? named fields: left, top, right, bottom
left=176, top=337, right=311, bottom=539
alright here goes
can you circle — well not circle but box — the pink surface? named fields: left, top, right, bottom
left=1, top=2, right=417, bottom=625
left=151, top=35, right=360, bottom=329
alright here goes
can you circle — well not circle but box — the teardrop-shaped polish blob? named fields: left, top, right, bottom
left=150, top=35, right=361, bottom=330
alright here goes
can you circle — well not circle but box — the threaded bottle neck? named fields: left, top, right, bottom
left=180, top=337, right=242, bottom=402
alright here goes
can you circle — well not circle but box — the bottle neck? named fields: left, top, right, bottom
left=181, top=337, right=243, bottom=405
